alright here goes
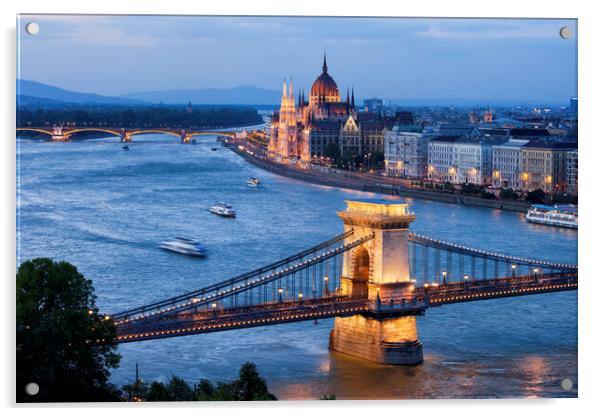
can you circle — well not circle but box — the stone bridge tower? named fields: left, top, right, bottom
left=329, top=199, right=423, bottom=365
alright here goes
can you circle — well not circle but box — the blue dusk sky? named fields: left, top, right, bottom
left=17, top=15, right=577, bottom=103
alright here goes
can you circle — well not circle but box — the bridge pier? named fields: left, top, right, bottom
left=330, top=200, right=423, bottom=365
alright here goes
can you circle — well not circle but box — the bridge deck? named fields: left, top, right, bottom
left=116, top=272, right=577, bottom=343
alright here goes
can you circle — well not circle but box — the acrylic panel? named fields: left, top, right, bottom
left=16, top=15, right=578, bottom=402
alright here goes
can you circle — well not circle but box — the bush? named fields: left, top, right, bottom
left=500, top=188, right=519, bottom=200
left=124, top=362, right=277, bottom=402
left=460, top=183, right=483, bottom=195
left=480, top=190, right=496, bottom=199
left=526, top=189, right=547, bottom=204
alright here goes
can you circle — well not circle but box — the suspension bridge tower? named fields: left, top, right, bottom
left=329, top=199, right=423, bottom=365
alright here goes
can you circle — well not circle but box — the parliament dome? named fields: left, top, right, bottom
left=310, top=54, right=340, bottom=102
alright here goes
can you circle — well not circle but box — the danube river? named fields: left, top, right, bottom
left=17, top=135, right=578, bottom=399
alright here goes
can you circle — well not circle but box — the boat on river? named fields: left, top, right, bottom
left=159, top=237, right=207, bottom=257
left=525, top=204, right=577, bottom=229
left=246, top=177, right=261, bottom=187
left=209, top=203, right=236, bottom=218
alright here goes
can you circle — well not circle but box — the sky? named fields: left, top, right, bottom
left=17, top=15, right=577, bottom=103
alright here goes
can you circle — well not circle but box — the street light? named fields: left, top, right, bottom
left=511, top=264, right=516, bottom=277
left=442, top=271, right=447, bottom=285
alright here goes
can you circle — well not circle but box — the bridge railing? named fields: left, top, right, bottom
left=416, top=271, right=577, bottom=306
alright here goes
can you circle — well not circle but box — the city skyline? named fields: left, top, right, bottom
left=18, top=15, right=577, bottom=103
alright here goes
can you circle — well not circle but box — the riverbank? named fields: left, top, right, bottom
left=229, top=144, right=531, bottom=213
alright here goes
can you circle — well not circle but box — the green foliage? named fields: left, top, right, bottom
left=443, top=181, right=454, bottom=191
left=320, top=394, right=337, bottom=400
left=480, top=190, right=496, bottom=199
left=234, top=362, right=277, bottom=401
left=146, top=381, right=171, bottom=401
left=194, top=378, right=216, bottom=401
left=121, top=379, right=148, bottom=402
left=126, top=362, right=277, bottom=402
left=526, top=189, right=547, bottom=204
left=324, top=142, right=341, bottom=161
left=500, top=188, right=519, bottom=200
left=460, top=183, right=482, bottom=195
left=17, top=105, right=263, bottom=130
left=16, top=258, right=121, bottom=402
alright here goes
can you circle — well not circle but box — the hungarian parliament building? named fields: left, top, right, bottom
left=268, top=54, right=388, bottom=165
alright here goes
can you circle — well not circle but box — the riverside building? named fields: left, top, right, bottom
left=427, top=136, right=493, bottom=185
left=384, top=124, right=427, bottom=178
left=492, top=139, right=529, bottom=189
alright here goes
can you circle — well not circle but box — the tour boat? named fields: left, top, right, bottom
left=525, top=204, right=577, bottom=229
left=209, top=203, right=236, bottom=218
left=159, top=237, right=207, bottom=257
left=246, top=177, right=261, bottom=187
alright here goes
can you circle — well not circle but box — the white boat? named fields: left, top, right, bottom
left=246, top=177, right=261, bottom=187
left=209, top=203, right=236, bottom=218
left=525, top=204, right=577, bottom=229
left=159, top=237, right=207, bottom=257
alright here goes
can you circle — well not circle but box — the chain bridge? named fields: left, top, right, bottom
left=111, top=199, right=577, bottom=365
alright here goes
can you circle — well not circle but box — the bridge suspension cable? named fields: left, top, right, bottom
left=117, top=232, right=374, bottom=326
left=409, top=233, right=577, bottom=271
left=112, top=230, right=356, bottom=321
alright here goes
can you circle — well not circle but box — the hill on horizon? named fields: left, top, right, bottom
left=17, top=80, right=149, bottom=105
left=120, top=85, right=282, bottom=105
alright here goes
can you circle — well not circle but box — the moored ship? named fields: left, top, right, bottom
left=525, top=204, right=577, bottom=229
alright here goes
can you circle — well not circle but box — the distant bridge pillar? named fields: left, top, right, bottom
left=120, top=128, right=130, bottom=142
left=51, top=126, right=68, bottom=141
left=329, top=200, right=423, bottom=365
left=180, top=130, right=189, bottom=144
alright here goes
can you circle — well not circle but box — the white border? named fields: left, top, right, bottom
left=2, top=1, right=600, bottom=415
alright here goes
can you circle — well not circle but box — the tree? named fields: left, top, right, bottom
left=234, top=362, right=277, bottom=401
left=526, top=189, right=547, bottom=204
left=500, top=188, right=519, bottom=200
left=324, top=142, right=340, bottom=162
left=122, top=362, right=277, bottom=402
left=145, top=381, right=170, bottom=401
left=194, top=378, right=216, bottom=401
left=166, top=376, right=194, bottom=401
left=17, top=258, right=121, bottom=402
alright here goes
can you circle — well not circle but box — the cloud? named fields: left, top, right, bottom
left=20, top=15, right=161, bottom=46
left=414, top=20, right=577, bottom=40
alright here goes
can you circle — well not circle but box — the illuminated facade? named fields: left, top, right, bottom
left=269, top=54, right=367, bottom=164
left=492, top=139, right=528, bottom=188
left=427, top=136, right=493, bottom=185
left=519, top=142, right=575, bottom=193
left=384, top=124, right=427, bottom=178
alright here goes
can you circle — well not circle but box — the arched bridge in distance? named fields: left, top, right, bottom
left=110, top=199, right=577, bottom=365
left=16, top=126, right=240, bottom=143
